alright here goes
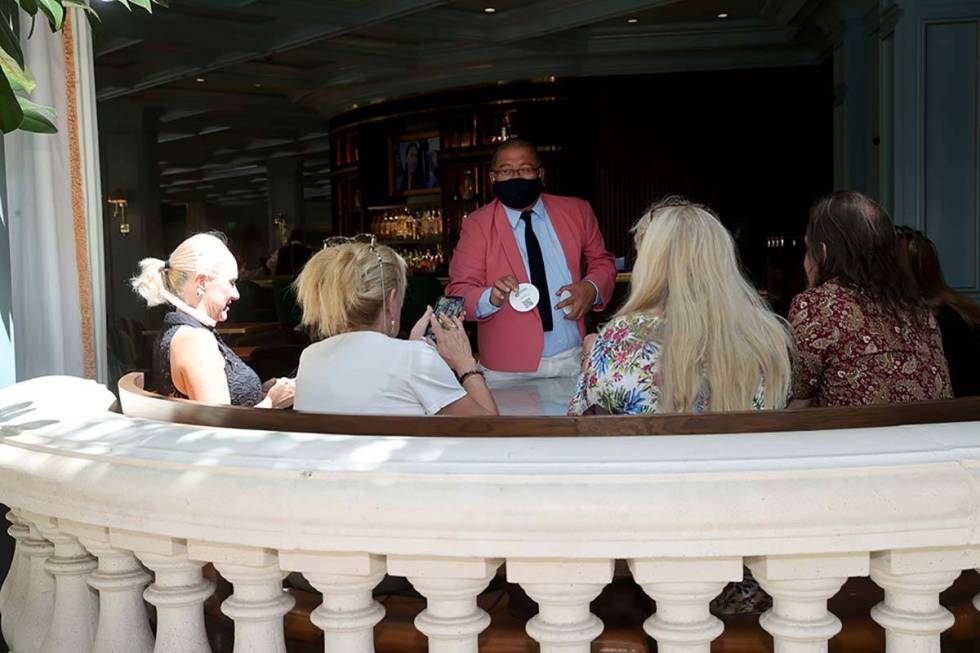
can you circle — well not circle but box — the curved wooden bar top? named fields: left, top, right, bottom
left=118, top=372, right=980, bottom=437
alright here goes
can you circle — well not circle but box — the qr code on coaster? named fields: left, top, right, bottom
left=520, top=296, right=535, bottom=309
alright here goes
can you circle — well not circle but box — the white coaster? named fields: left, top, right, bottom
left=510, top=283, right=540, bottom=312
left=558, top=289, right=572, bottom=315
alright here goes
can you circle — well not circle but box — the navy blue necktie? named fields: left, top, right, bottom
left=520, top=211, right=553, bottom=332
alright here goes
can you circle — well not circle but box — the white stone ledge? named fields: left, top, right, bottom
left=1, top=376, right=979, bottom=561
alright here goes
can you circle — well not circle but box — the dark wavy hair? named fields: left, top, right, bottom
left=896, top=226, right=980, bottom=327
left=805, top=191, right=922, bottom=314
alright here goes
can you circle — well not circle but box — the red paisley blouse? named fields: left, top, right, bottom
left=789, top=281, right=952, bottom=406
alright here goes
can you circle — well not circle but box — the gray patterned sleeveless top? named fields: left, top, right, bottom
left=148, top=310, right=263, bottom=407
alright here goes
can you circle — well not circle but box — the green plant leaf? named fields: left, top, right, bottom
left=0, top=14, right=24, bottom=67
left=37, top=0, right=63, bottom=31
left=63, top=0, right=94, bottom=13
left=0, top=72, right=23, bottom=133
left=153, top=0, right=168, bottom=7
left=129, top=0, right=151, bottom=12
left=17, top=95, right=57, bottom=133
left=0, top=48, right=34, bottom=93
left=15, top=0, right=37, bottom=16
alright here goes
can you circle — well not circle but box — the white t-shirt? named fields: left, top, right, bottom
left=294, top=331, right=467, bottom=415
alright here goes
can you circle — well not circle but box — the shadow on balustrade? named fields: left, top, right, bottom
left=2, top=407, right=427, bottom=488
left=0, top=402, right=34, bottom=422
left=0, top=400, right=58, bottom=445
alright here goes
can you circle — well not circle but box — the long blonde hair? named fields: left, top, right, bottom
left=294, top=242, right=407, bottom=339
left=617, top=199, right=792, bottom=412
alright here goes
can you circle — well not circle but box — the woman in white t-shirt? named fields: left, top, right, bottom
left=292, top=237, right=498, bottom=416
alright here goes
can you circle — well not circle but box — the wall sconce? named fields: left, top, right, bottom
left=107, top=190, right=130, bottom=234
left=273, top=213, right=288, bottom=246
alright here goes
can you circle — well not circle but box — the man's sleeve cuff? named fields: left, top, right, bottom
left=586, top=280, right=602, bottom=306
left=476, top=288, right=502, bottom=319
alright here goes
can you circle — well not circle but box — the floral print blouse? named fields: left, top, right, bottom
left=789, top=281, right=952, bottom=407
left=568, top=314, right=766, bottom=415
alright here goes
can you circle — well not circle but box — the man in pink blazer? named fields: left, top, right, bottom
left=447, top=139, right=616, bottom=380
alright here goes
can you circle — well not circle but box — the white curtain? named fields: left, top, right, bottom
left=4, top=10, right=106, bottom=382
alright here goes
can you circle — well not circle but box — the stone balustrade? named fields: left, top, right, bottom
left=1, top=375, right=980, bottom=652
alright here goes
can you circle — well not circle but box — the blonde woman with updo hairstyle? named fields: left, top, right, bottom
left=293, top=239, right=497, bottom=416
left=131, top=232, right=294, bottom=408
left=569, top=198, right=792, bottom=415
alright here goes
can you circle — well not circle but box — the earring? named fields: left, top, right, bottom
left=390, top=319, right=396, bottom=335
left=197, top=287, right=204, bottom=297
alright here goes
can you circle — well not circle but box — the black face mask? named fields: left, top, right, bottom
left=492, top=178, right=543, bottom=210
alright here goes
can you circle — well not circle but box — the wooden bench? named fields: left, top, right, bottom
left=117, top=372, right=980, bottom=653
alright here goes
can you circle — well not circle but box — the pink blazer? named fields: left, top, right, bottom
left=446, top=194, right=617, bottom=372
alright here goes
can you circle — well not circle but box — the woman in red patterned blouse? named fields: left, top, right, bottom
left=789, top=191, right=951, bottom=407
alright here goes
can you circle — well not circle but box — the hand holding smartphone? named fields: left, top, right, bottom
left=425, top=295, right=465, bottom=341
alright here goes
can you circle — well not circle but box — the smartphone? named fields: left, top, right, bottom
left=425, top=295, right=465, bottom=340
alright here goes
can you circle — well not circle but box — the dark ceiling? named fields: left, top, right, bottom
left=91, top=0, right=844, bottom=205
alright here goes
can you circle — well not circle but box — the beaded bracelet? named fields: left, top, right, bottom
left=458, top=369, right=485, bottom=384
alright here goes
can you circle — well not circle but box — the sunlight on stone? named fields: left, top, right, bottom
left=344, top=439, right=408, bottom=468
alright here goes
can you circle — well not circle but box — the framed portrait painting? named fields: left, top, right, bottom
left=390, top=132, right=440, bottom=196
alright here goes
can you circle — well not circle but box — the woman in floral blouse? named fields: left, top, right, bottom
left=789, top=192, right=951, bottom=407
left=568, top=197, right=792, bottom=616
left=569, top=197, right=792, bottom=416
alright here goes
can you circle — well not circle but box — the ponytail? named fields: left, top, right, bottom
left=131, top=258, right=170, bottom=306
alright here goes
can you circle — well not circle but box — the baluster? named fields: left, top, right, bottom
left=0, top=510, right=25, bottom=608
left=629, top=557, right=743, bottom=653
left=115, top=532, right=214, bottom=653
left=33, top=516, right=99, bottom=653
left=388, top=556, right=501, bottom=653
left=507, top=559, right=614, bottom=653
left=1, top=510, right=31, bottom=645
left=870, top=549, right=968, bottom=653
left=9, top=515, right=55, bottom=653
left=747, top=553, right=868, bottom=653
left=60, top=521, right=153, bottom=653
left=279, top=551, right=385, bottom=653
left=190, top=542, right=294, bottom=653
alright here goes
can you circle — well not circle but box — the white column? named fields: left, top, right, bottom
left=629, top=557, right=743, bottom=653
left=870, top=549, right=972, bottom=653
left=1, top=510, right=31, bottom=645
left=507, top=559, right=614, bottom=653
left=115, top=532, right=213, bottom=653
left=279, top=551, right=385, bottom=653
left=747, top=553, right=868, bottom=653
left=61, top=521, right=153, bottom=653
left=388, top=555, right=501, bottom=653
left=9, top=518, right=56, bottom=653
left=33, top=516, right=98, bottom=653
left=190, top=542, right=294, bottom=653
